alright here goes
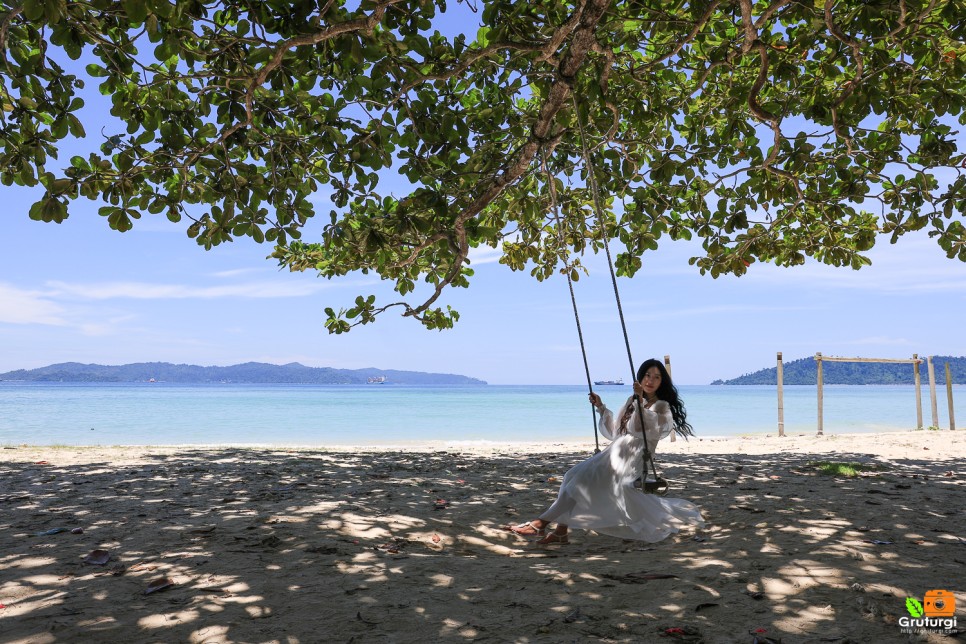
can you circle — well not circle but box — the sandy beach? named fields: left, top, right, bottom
left=1, top=430, right=963, bottom=643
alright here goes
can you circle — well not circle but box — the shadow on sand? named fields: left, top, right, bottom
left=1, top=446, right=963, bottom=642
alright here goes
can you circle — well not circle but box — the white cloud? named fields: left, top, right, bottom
left=209, top=268, right=262, bottom=278
left=746, top=261, right=966, bottom=294
left=78, top=314, right=138, bottom=337
left=467, top=245, right=504, bottom=265
left=45, top=280, right=332, bottom=300
left=623, top=303, right=808, bottom=322
left=739, top=232, right=966, bottom=294
left=0, top=283, right=68, bottom=326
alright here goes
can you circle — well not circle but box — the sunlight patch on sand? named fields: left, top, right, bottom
left=429, top=573, right=454, bottom=587
left=1, top=555, right=58, bottom=570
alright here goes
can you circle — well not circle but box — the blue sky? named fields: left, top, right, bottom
left=2, top=7, right=965, bottom=385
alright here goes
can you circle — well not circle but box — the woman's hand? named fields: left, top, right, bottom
left=588, top=392, right=603, bottom=410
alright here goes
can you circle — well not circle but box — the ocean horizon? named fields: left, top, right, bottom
left=0, top=381, right=966, bottom=447
left=2, top=382, right=960, bottom=447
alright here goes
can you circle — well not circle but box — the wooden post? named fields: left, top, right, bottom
left=928, top=356, right=939, bottom=429
left=777, top=352, right=785, bottom=437
left=816, top=352, right=824, bottom=436
left=914, top=354, right=923, bottom=430
left=665, top=355, right=675, bottom=442
left=946, top=362, right=956, bottom=431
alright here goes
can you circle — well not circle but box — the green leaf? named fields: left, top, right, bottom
left=122, top=0, right=148, bottom=25
left=906, top=598, right=924, bottom=618
left=85, top=64, right=108, bottom=78
left=67, top=114, right=86, bottom=138
left=22, top=0, right=45, bottom=21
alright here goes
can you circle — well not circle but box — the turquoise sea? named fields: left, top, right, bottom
left=0, top=382, right=960, bottom=447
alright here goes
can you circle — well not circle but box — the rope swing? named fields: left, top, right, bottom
left=541, top=149, right=601, bottom=454
left=540, top=97, right=668, bottom=494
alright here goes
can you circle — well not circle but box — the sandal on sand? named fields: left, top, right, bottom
left=537, top=532, right=569, bottom=545
left=503, top=521, right=545, bottom=537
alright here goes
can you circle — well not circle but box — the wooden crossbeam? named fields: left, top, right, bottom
left=816, top=356, right=923, bottom=364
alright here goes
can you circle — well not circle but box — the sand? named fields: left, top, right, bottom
left=1, top=430, right=963, bottom=643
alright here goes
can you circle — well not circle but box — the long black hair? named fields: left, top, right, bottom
left=619, top=358, right=693, bottom=438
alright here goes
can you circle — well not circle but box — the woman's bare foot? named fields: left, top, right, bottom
left=536, top=530, right=569, bottom=545
left=502, top=521, right=546, bottom=536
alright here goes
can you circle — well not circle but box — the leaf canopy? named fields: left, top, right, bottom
left=2, top=0, right=964, bottom=331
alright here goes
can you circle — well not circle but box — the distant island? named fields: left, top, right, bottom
left=0, top=362, right=487, bottom=385
left=712, top=355, right=964, bottom=385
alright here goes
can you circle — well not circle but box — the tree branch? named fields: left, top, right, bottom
left=407, top=0, right=615, bottom=316
left=824, top=0, right=864, bottom=154
left=0, top=4, right=23, bottom=70
left=182, top=0, right=407, bottom=171
left=754, top=0, right=795, bottom=29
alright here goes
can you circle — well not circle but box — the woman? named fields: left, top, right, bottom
left=504, top=358, right=705, bottom=544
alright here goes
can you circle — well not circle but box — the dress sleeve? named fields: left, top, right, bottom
left=645, top=401, right=674, bottom=444
left=597, top=403, right=619, bottom=441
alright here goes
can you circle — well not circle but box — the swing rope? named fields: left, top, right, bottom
left=541, top=149, right=601, bottom=453
left=571, top=96, right=665, bottom=493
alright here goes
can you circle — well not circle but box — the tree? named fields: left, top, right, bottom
left=2, top=0, right=964, bottom=332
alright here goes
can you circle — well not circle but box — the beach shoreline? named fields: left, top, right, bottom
left=3, top=428, right=962, bottom=457
left=2, top=430, right=963, bottom=642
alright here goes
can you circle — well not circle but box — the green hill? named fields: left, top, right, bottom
left=0, top=362, right=487, bottom=385
left=711, top=355, right=965, bottom=385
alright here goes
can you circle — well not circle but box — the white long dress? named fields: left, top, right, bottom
left=539, top=396, right=705, bottom=542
